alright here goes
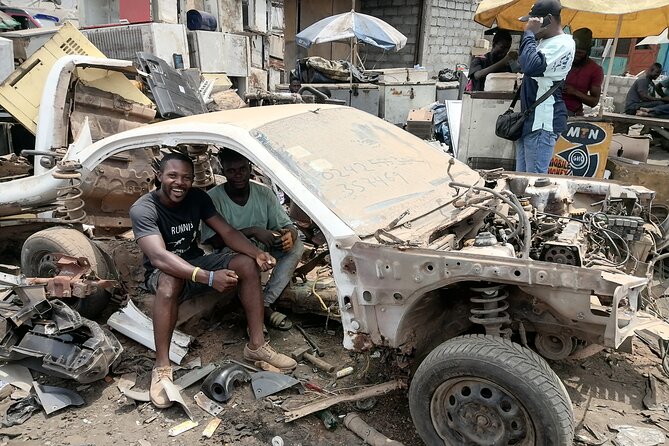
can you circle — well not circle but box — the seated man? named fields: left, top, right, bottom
left=130, top=152, right=296, bottom=409
left=624, top=62, right=669, bottom=115
left=637, top=73, right=669, bottom=118
left=563, top=28, right=603, bottom=116
left=468, top=30, right=519, bottom=92
left=202, top=149, right=304, bottom=330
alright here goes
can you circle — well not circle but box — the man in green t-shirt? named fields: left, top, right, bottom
left=202, top=149, right=304, bottom=330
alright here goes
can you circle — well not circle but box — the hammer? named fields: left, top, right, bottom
left=291, top=346, right=335, bottom=373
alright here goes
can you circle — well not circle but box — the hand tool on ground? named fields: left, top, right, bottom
left=294, top=324, right=324, bottom=357
left=291, top=346, right=335, bottom=373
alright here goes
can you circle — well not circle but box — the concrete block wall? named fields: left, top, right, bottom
left=601, top=76, right=636, bottom=113
left=421, top=0, right=484, bottom=76
left=360, top=0, right=421, bottom=69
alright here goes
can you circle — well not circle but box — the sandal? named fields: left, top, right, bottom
left=266, top=310, right=293, bottom=331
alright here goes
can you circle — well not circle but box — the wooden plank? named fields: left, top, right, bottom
left=601, top=112, right=669, bottom=127
left=283, top=379, right=407, bottom=422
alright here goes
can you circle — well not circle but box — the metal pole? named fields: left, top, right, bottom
left=599, top=15, right=623, bottom=118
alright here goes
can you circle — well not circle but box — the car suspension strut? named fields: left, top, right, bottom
left=53, top=160, right=86, bottom=223
left=469, top=285, right=512, bottom=338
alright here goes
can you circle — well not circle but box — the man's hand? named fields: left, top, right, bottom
left=256, top=252, right=276, bottom=272
left=252, top=228, right=279, bottom=248
left=563, top=84, right=577, bottom=96
left=506, top=50, right=519, bottom=61
left=212, top=269, right=239, bottom=292
left=279, top=228, right=294, bottom=252
left=525, top=17, right=542, bottom=34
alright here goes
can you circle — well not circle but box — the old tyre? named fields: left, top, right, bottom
left=21, top=227, right=112, bottom=319
left=409, top=334, right=574, bottom=446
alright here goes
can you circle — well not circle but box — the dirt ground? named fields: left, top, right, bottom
left=0, top=292, right=668, bottom=446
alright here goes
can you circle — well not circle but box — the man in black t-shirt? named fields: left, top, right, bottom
left=468, top=30, right=518, bottom=92
left=129, top=152, right=296, bottom=410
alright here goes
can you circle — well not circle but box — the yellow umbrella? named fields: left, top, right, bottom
left=474, top=0, right=669, bottom=116
left=475, top=0, right=669, bottom=38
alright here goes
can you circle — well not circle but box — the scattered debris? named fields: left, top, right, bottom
left=284, top=380, right=407, bottom=423
left=226, top=359, right=259, bottom=373
left=194, top=391, right=224, bottom=416
left=116, top=373, right=137, bottom=393
left=201, top=417, right=221, bottom=438
left=2, top=395, right=40, bottom=427
left=33, top=382, right=84, bottom=415
left=610, top=425, right=665, bottom=446
left=251, top=371, right=302, bottom=400
left=0, top=280, right=121, bottom=383
left=107, top=300, right=193, bottom=365
left=344, top=412, right=405, bottom=446
left=254, top=361, right=281, bottom=373
left=121, top=364, right=217, bottom=405
left=271, top=435, right=284, bottom=446
left=335, top=367, right=354, bottom=379
left=158, top=379, right=193, bottom=420
left=26, top=254, right=116, bottom=299
left=167, top=420, right=198, bottom=437
left=355, top=397, right=377, bottom=411
left=316, top=409, right=337, bottom=430
left=291, top=346, right=335, bottom=373
left=643, top=373, right=669, bottom=411
left=0, top=365, right=32, bottom=392
left=201, top=364, right=251, bottom=403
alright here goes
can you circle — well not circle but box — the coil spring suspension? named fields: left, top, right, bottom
left=53, top=160, right=86, bottom=223
left=469, top=285, right=511, bottom=337
left=187, top=145, right=214, bottom=188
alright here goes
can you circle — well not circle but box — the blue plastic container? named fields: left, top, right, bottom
left=186, top=9, right=217, bottom=31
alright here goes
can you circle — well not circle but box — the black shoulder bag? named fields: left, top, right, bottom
left=495, top=81, right=564, bottom=141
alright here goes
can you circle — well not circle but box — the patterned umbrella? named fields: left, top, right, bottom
left=295, top=11, right=407, bottom=52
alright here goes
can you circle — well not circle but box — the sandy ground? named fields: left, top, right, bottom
left=0, top=295, right=667, bottom=446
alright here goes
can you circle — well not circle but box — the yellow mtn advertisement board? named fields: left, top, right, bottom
left=549, top=121, right=613, bottom=178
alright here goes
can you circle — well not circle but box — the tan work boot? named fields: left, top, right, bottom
left=150, top=366, right=174, bottom=409
left=244, top=342, right=297, bottom=372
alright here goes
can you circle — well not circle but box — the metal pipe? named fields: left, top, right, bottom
left=599, top=15, right=623, bottom=118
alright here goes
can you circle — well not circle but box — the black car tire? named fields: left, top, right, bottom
left=409, top=334, right=574, bottom=445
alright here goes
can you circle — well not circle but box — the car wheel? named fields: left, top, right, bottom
left=409, top=334, right=574, bottom=446
left=21, top=227, right=112, bottom=319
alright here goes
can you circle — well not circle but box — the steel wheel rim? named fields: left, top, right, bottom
left=430, top=377, right=536, bottom=445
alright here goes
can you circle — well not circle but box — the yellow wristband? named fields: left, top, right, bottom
left=191, top=267, right=200, bottom=283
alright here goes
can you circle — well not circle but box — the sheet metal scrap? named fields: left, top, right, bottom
left=107, top=300, right=193, bottom=365
left=251, top=371, right=302, bottom=400
left=0, top=278, right=122, bottom=383
left=33, top=381, right=84, bottom=415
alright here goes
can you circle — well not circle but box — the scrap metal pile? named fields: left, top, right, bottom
left=0, top=255, right=122, bottom=383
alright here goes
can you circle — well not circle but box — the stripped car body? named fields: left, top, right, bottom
left=3, top=104, right=669, bottom=443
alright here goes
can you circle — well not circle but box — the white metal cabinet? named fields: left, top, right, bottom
left=82, top=23, right=189, bottom=69
left=457, top=92, right=517, bottom=171
left=378, top=82, right=436, bottom=125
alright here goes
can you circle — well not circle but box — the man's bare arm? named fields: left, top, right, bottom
left=137, top=234, right=204, bottom=280
left=204, top=214, right=264, bottom=259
